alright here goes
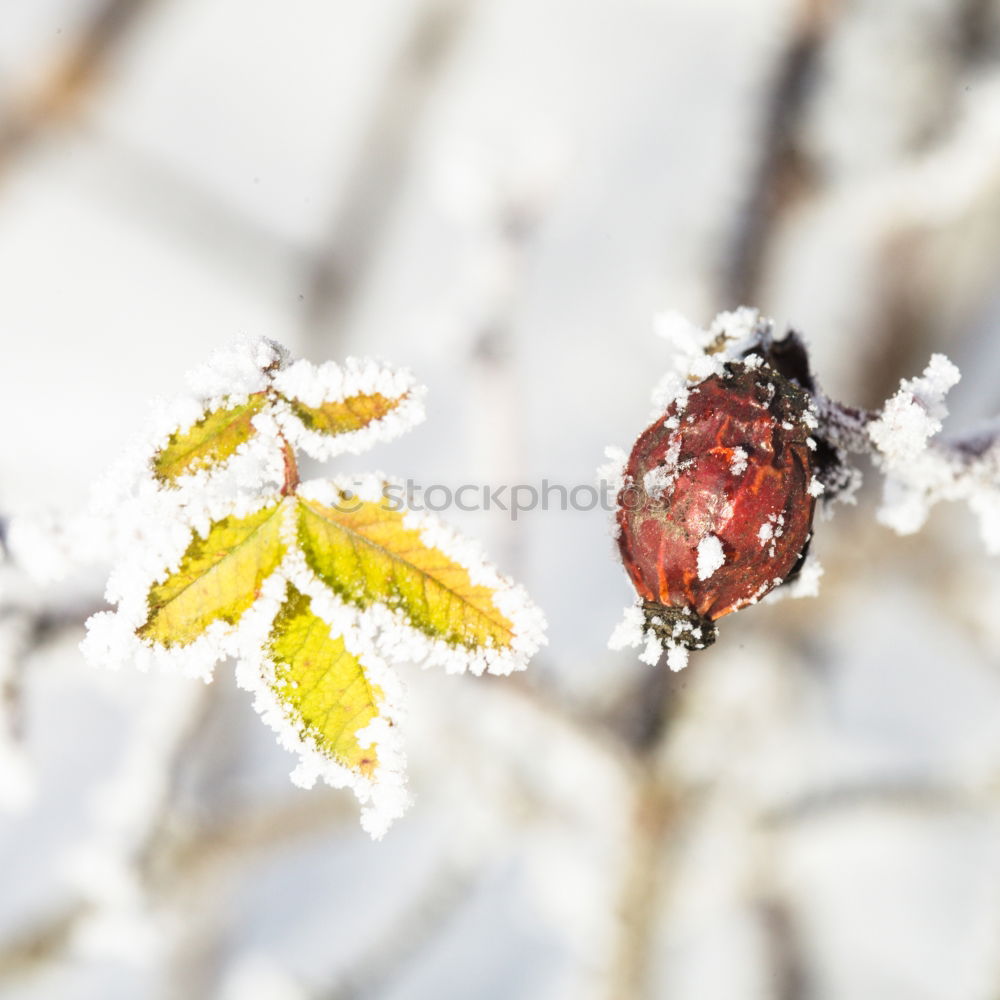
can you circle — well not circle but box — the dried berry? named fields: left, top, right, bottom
left=616, top=360, right=817, bottom=652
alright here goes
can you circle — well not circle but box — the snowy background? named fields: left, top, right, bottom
left=3, top=1, right=1000, bottom=998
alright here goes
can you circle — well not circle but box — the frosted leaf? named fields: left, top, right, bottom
left=77, top=337, right=544, bottom=837
left=273, top=357, right=426, bottom=460
left=291, top=477, right=547, bottom=677
left=81, top=493, right=290, bottom=681
left=82, top=339, right=294, bottom=538
left=233, top=576, right=410, bottom=839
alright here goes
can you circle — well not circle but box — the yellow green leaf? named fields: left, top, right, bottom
left=153, top=394, right=267, bottom=483
left=296, top=495, right=515, bottom=651
left=286, top=391, right=409, bottom=438
left=139, top=502, right=286, bottom=646
left=269, top=585, right=382, bottom=778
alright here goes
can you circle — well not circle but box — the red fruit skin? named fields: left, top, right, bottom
left=616, top=362, right=815, bottom=646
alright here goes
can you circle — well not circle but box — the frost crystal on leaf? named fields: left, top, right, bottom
left=273, top=357, right=426, bottom=461
left=79, top=337, right=546, bottom=838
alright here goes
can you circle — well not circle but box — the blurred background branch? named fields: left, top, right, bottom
left=3, top=1, right=1000, bottom=999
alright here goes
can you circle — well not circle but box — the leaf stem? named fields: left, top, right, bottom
left=279, top=433, right=300, bottom=496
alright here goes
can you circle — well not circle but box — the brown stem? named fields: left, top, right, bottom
left=723, top=0, right=836, bottom=306
left=299, top=0, right=470, bottom=352
left=279, top=434, right=300, bottom=496
left=0, top=0, right=159, bottom=177
left=609, top=774, right=675, bottom=999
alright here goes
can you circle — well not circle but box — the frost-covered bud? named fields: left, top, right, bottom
left=616, top=362, right=817, bottom=651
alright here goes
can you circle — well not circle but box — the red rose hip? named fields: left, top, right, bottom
left=616, top=361, right=817, bottom=652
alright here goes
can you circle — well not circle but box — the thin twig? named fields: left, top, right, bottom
left=300, top=0, right=471, bottom=352
left=320, top=862, right=477, bottom=1000
left=0, top=0, right=159, bottom=174
left=0, top=902, right=89, bottom=981
left=757, top=894, right=810, bottom=1000
left=0, top=790, right=354, bottom=987
left=722, top=0, right=836, bottom=306
left=607, top=771, right=676, bottom=1000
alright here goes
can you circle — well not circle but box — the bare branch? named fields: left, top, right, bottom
left=0, top=0, right=160, bottom=174
left=723, top=0, right=837, bottom=306
left=300, top=0, right=471, bottom=351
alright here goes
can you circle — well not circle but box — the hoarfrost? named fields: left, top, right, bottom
left=403, top=497, right=548, bottom=675
left=608, top=603, right=690, bottom=672
left=185, top=336, right=289, bottom=403
left=784, top=556, right=824, bottom=600
left=756, top=513, right=785, bottom=558
left=639, top=632, right=663, bottom=666
left=649, top=307, right=775, bottom=420
left=610, top=306, right=1000, bottom=672
left=665, top=644, right=690, bottom=672
left=69, top=337, right=544, bottom=838
left=274, top=356, right=426, bottom=460
left=81, top=492, right=288, bottom=681
left=295, top=476, right=547, bottom=677
left=696, top=534, right=725, bottom=580
left=607, top=604, right=646, bottom=652
left=597, top=445, right=628, bottom=497
left=869, top=354, right=1000, bottom=553
left=868, top=354, right=960, bottom=465
left=233, top=573, right=411, bottom=840
left=642, top=437, right=683, bottom=501
left=598, top=446, right=629, bottom=540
